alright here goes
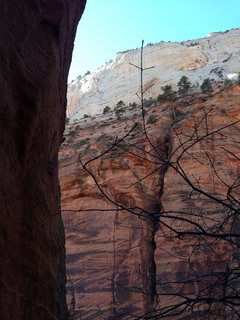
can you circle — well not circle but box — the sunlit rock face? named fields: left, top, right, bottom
left=67, top=28, right=240, bottom=120
left=0, top=1, right=86, bottom=319
left=60, top=85, right=240, bottom=319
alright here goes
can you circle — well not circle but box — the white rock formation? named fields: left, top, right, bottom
left=67, top=28, right=240, bottom=121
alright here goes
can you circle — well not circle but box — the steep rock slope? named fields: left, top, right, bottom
left=60, top=85, right=240, bottom=319
left=67, top=28, right=240, bottom=120
left=0, top=1, right=86, bottom=319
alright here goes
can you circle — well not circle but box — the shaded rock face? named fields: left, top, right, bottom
left=60, top=86, right=240, bottom=319
left=0, top=1, right=86, bottom=319
left=67, top=28, right=240, bottom=120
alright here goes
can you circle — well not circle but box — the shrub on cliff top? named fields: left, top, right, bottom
left=177, top=76, right=191, bottom=96
left=237, top=73, right=240, bottom=85
left=103, top=106, right=110, bottom=114
left=200, top=78, right=213, bottom=93
left=116, top=100, right=125, bottom=108
left=158, top=85, right=176, bottom=102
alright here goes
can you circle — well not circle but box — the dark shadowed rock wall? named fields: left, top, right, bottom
left=0, top=1, right=86, bottom=319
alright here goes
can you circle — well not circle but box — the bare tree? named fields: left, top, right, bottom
left=63, top=41, right=240, bottom=319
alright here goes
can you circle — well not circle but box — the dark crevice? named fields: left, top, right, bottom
left=144, top=128, right=173, bottom=314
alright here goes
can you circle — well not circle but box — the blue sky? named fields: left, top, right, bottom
left=68, top=0, right=240, bottom=82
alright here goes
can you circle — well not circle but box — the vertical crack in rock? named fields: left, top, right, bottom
left=140, top=214, right=158, bottom=313
left=60, top=86, right=240, bottom=318
left=138, top=127, right=173, bottom=315
left=142, top=128, right=173, bottom=315
left=110, top=209, right=118, bottom=317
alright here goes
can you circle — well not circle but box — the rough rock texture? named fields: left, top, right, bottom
left=0, top=1, right=86, bottom=319
left=60, top=85, right=240, bottom=319
left=67, top=28, right=240, bottom=120
left=155, top=86, right=240, bottom=318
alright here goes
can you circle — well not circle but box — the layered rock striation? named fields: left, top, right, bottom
left=60, top=85, right=240, bottom=318
left=67, top=28, right=240, bottom=120
left=0, top=1, right=86, bottom=319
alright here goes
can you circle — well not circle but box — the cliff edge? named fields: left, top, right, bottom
left=67, top=28, right=240, bottom=120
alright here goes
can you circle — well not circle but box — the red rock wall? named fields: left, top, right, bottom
left=60, top=86, right=240, bottom=319
left=155, top=87, right=240, bottom=318
left=0, top=1, right=86, bottom=319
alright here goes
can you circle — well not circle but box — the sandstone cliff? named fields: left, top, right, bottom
left=0, top=1, right=86, bottom=319
left=67, top=28, right=240, bottom=120
left=60, top=85, right=240, bottom=318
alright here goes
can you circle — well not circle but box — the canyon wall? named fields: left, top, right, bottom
left=60, top=85, right=240, bottom=318
left=67, top=28, right=240, bottom=120
left=0, top=1, right=86, bottom=319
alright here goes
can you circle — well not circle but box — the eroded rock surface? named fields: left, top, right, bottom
left=67, top=28, right=240, bottom=120
left=0, top=1, right=86, bottom=319
left=60, top=85, right=240, bottom=319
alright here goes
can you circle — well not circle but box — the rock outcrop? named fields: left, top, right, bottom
left=67, top=28, right=240, bottom=120
left=0, top=1, right=86, bottom=319
left=60, top=85, right=240, bottom=319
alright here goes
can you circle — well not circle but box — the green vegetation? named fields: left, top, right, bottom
left=74, top=139, right=88, bottom=148
left=211, top=67, right=224, bottom=79
left=65, top=117, right=70, bottom=125
left=177, top=76, right=191, bottom=96
left=172, top=109, right=186, bottom=126
left=103, top=106, right=110, bottom=114
left=69, top=129, right=77, bottom=137
left=238, top=73, right=240, bottom=85
left=129, top=102, right=137, bottom=110
left=147, top=114, right=157, bottom=124
left=200, top=78, right=213, bottom=93
left=115, top=108, right=125, bottom=118
left=224, top=78, right=233, bottom=88
left=143, top=97, right=156, bottom=108
left=158, top=85, right=176, bottom=102
left=116, top=100, right=125, bottom=108
left=115, top=100, right=126, bottom=119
